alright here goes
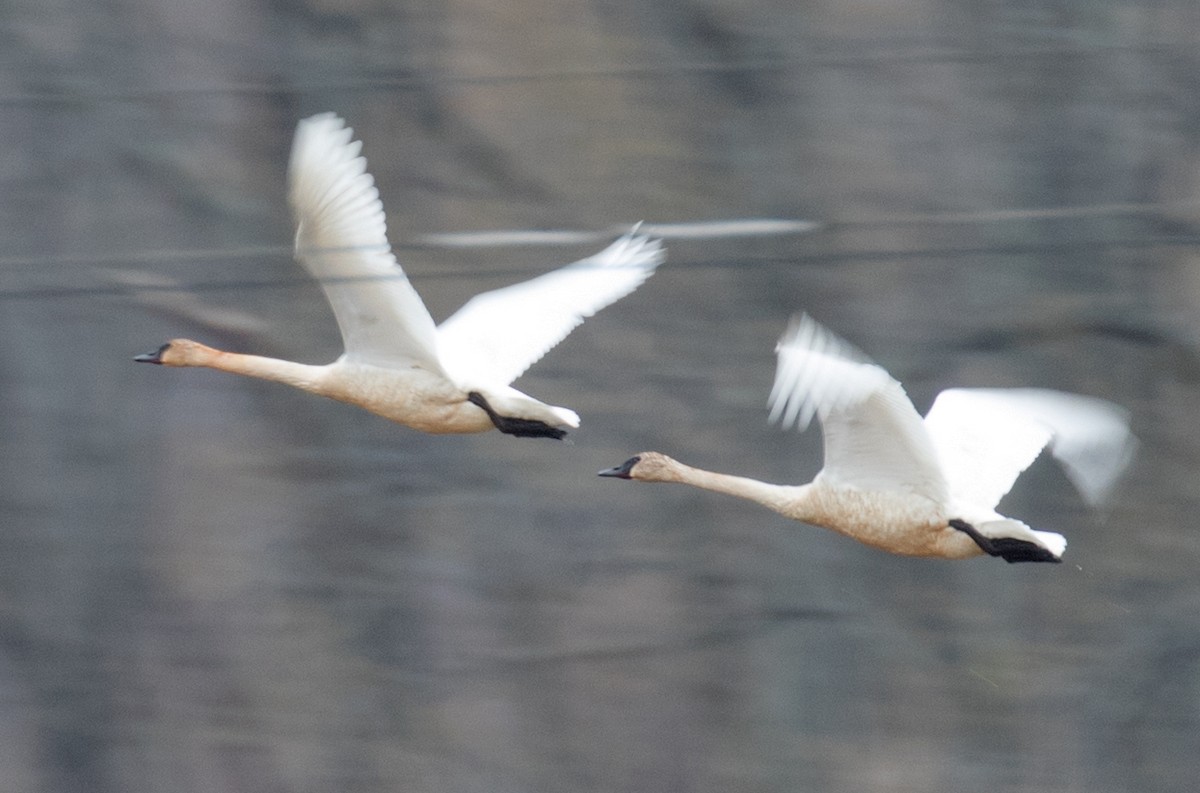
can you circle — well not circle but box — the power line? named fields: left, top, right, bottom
left=2, top=233, right=1196, bottom=303
left=0, top=42, right=1185, bottom=106
left=3, top=197, right=1197, bottom=273
left=1, top=201, right=1195, bottom=301
left=0, top=219, right=820, bottom=271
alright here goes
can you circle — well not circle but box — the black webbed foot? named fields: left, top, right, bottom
left=466, top=392, right=567, bottom=440
left=949, top=519, right=1062, bottom=564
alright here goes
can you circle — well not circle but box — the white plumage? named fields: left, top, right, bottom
left=289, top=115, right=446, bottom=374
left=603, top=314, right=1135, bottom=562
left=137, top=113, right=664, bottom=439
left=435, top=231, right=663, bottom=389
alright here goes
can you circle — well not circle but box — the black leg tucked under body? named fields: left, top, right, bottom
left=466, top=392, right=567, bottom=440
left=949, top=519, right=1062, bottom=564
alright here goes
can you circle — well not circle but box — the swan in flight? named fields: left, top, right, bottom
left=136, top=113, right=663, bottom=439
left=601, top=314, right=1135, bottom=562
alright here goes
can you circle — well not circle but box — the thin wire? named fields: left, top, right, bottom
left=0, top=245, right=286, bottom=269
left=2, top=198, right=1196, bottom=273
left=2, top=199, right=1197, bottom=302
left=3, top=234, right=1198, bottom=303
left=0, top=41, right=1184, bottom=106
left=833, top=200, right=1200, bottom=227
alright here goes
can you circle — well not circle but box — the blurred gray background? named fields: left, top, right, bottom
left=2, top=2, right=1199, bottom=791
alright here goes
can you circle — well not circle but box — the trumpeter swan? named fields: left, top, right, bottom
left=135, top=113, right=663, bottom=439
left=601, top=314, right=1135, bottom=562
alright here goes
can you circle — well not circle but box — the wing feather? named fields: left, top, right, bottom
left=769, top=315, right=948, bottom=501
left=288, top=113, right=445, bottom=373
left=436, top=231, right=663, bottom=387
left=924, top=388, right=1135, bottom=510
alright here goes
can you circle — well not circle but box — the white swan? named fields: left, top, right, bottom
left=601, top=314, right=1135, bottom=562
left=135, top=113, right=664, bottom=439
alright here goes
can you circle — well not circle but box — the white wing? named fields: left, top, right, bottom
left=289, top=113, right=446, bottom=373
left=924, top=388, right=1135, bottom=510
left=768, top=315, right=948, bottom=501
left=436, top=231, right=663, bottom=387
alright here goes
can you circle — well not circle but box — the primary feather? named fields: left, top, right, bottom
left=769, top=314, right=949, bottom=502
left=289, top=112, right=445, bottom=373
left=437, top=230, right=663, bottom=387
left=925, top=388, right=1136, bottom=510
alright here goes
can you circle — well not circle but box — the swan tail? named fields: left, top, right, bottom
left=465, top=392, right=577, bottom=440
left=949, top=518, right=1066, bottom=564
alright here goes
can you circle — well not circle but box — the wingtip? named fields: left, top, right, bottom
left=954, top=387, right=1139, bottom=508
left=293, top=113, right=351, bottom=153
left=290, top=113, right=359, bottom=177
left=767, top=313, right=892, bottom=433
left=616, top=221, right=651, bottom=246
left=598, top=226, right=666, bottom=272
left=298, top=111, right=342, bottom=128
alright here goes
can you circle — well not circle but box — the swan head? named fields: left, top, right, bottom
left=133, top=339, right=214, bottom=367
left=598, top=452, right=676, bottom=482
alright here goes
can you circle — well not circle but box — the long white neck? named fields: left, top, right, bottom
left=215, top=353, right=329, bottom=393
left=167, top=340, right=330, bottom=394
left=654, top=456, right=811, bottom=517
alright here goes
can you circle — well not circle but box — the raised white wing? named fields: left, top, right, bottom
left=768, top=315, right=948, bottom=501
left=289, top=113, right=446, bottom=373
left=435, top=231, right=663, bottom=387
left=923, top=388, right=1135, bottom=511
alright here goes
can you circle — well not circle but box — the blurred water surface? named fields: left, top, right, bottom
left=2, top=2, right=1200, bottom=792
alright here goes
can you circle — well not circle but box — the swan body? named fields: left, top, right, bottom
left=136, top=113, right=664, bottom=439
left=601, top=315, right=1136, bottom=563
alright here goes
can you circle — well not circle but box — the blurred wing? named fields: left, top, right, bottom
left=769, top=315, right=948, bottom=501
left=436, top=231, right=663, bottom=386
left=924, top=388, right=1135, bottom=510
left=289, top=113, right=445, bottom=373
